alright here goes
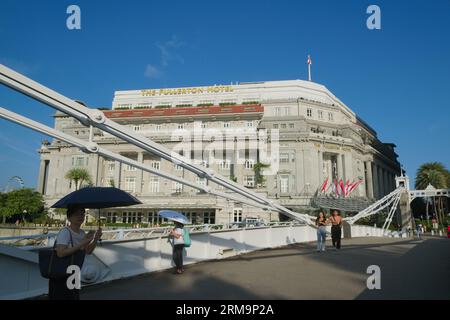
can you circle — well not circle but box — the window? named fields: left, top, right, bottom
left=280, top=123, right=287, bottom=129
left=246, top=121, right=254, bottom=128
left=280, top=176, right=289, bottom=193
left=133, top=125, right=141, bottom=132
left=280, top=153, right=290, bottom=163
left=173, top=182, right=183, bottom=193
left=150, top=161, right=160, bottom=170
left=275, top=107, right=282, bottom=116
left=318, top=110, right=323, bottom=120
left=177, top=123, right=185, bottom=129
left=203, top=212, right=215, bottom=224
left=104, top=176, right=113, bottom=187
left=244, top=175, right=255, bottom=187
left=289, top=123, right=295, bottom=129
left=72, top=156, right=88, bottom=167
left=244, top=159, right=255, bottom=169
left=107, top=161, right=115, bottom=172
left=196, top=177, right=207, bottom=187
left=219, top=160, right=230, bottom=170
left=199, top=160, right=209, bottom=168
left=174, top=164, right=183, bottom=171
left=155, top=124, right=161, bottom=131
left=307, top=108, right=313, bottom=117
left=283, top=107, right=290, bottom=116
left=233, top=208, right=243, bottom=222
left=125, top=164, right=137, bottom=171
left=273, top=124, right=279, bottom=129
left=149, top=177, right=159, bottom=193
left=328, top=112, right=334, bottom=121
left=223, top=122, right=230, bottom=128
left=124, top=177, right=136, bottom=193
left=201, top=122, right=207, bottom=129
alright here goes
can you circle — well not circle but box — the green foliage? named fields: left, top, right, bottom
left=219, top=102, right=237, bottom=107
left=253, top=162, right=270, bottom=185
left=0, top=188, right=46, bottom=223
left=155, top=105, right=171, bottom=109
left=415, top=162, right=449, bottom=189
left=197, top=103, right=214, bottom=107
left=176, top=104, right=193, bottom=108
left=242, top=101, right=260, bottom=105
left=65, top=168, right=92, bottom=190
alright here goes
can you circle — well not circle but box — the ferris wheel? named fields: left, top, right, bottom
left=2, top=176, right=25, bottom=193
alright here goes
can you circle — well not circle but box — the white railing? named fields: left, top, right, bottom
left=0, top=223, right=385, bottom=300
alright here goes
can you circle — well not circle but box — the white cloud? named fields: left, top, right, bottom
left=156, top=35, right=185, bottom=67
left=144, top=64, right=163, bottom=79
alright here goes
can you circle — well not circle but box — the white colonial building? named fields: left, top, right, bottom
left=37, top=79, right=401, bottom=225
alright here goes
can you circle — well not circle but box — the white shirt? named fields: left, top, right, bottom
left=56, top=227, right=85, bottom=248
left=173, top=228, right=185, bottom=245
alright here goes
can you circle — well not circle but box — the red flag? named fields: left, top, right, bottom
left=307, top=55, right=312, bottom=65
left=321, top=178, right=329, bottom=193
left=348, top=180, right=363, bottom=195
left=339, top=180, right=345, bottom=197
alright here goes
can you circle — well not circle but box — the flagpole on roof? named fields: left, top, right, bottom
left=307, top=54, right=312, bottom=81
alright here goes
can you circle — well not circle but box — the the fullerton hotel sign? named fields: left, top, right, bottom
left=141, top=85, right=234, bottom=97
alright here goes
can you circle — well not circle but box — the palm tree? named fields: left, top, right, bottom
left=65, top=168, right=92, bottom=190
left=415, top=162, right=449, bottom=228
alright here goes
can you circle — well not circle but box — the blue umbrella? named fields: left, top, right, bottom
left=158, top=210, right=190, bottom=225
left=51, top=187, right=142, bottom=209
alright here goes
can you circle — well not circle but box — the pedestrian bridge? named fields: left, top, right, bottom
left=0, top=223, right=419, bottom=300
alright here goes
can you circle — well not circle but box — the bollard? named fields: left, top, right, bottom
left=431, top=230, right=435, bottom=236
left=439, top=230, right=443, bottom=237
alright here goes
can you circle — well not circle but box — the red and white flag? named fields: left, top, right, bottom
left=321, top=177, right=329, bottom=193
left=307, top=55, right=312, bottom=65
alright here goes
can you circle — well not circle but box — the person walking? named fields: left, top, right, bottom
left=169, top=221, right=186, bottom=274
left=330, top=209, right=343, bottom=250
left=315, top=210, right=328, bottom=252
left=50, top=206, right=102, bottom=300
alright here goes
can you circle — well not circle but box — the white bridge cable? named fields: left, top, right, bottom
left=0, top=64, right=315, bottom=225
left=345, top=186, right=404, bottom=224
left=0, top=106, right=274, bottom=212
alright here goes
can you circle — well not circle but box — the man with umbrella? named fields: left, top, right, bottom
left=48, top=187, right=141, bottom=299
left=49, top=205, right=102, bottom=300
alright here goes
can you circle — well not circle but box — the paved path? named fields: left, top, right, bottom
left=82, top=237, right=450, bottom=300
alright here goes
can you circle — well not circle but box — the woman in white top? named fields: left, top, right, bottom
left=169, top=222, right=185, bottom=274
left=49, top=206, right=102, bottom=300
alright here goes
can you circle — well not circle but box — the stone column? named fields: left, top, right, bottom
left=37, top=159, right=47, bottom=194
left=318, top=150, right=323, bottom=185
left=137, top=152, right=144, bottom=194
left=372, top=163, right=379, bottom=199
left=114, top=160, right=122, bottom=189
left=337, top=153, right=343, bottom=181
left=365, top=161, right=374, bottom=199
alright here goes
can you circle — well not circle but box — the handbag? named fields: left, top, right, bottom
left=38, top=227, right=86, bottom=279
left=182, top=228, right=191, bottom=248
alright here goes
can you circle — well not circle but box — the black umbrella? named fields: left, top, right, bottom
left=52, top=187, right=142, bottom=209
left=51, top=187, right=142, bottom=228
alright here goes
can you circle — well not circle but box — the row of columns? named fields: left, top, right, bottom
left=365, top=160, right=397, bottom=199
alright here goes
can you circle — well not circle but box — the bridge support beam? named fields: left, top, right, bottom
left=399, top=190, right=413, bottom=230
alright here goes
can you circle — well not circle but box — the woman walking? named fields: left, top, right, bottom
left=315, top=210, right=328, bottom=252
left=50, top=206, right=102, bottom=300
left=170, top=221, right=186, bottom=274
left=330, top=209, right=343, bottom=250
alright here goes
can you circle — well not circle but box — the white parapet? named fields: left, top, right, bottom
left=0, top=223, right=385, bottom=300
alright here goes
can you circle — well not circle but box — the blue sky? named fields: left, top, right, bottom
left=0, top=0, right=449, bottom=189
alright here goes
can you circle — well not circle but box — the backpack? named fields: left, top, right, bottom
left=183, top=228, right=191, bottom=248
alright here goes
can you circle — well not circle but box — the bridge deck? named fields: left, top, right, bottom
left=80, top=237, right=450, bottom=300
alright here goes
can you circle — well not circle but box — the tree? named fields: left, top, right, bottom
left=253, top=162, right=271, bottom=187
left=0, top=193, right=7, bottom=224
left=65, top=168, right=92, bottom=190
left=1, top=188, right=46, bottom=224
left=415, top=162, right=450, bottom=228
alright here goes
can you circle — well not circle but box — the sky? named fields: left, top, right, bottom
left=0, top=0, right=449, bottom=190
